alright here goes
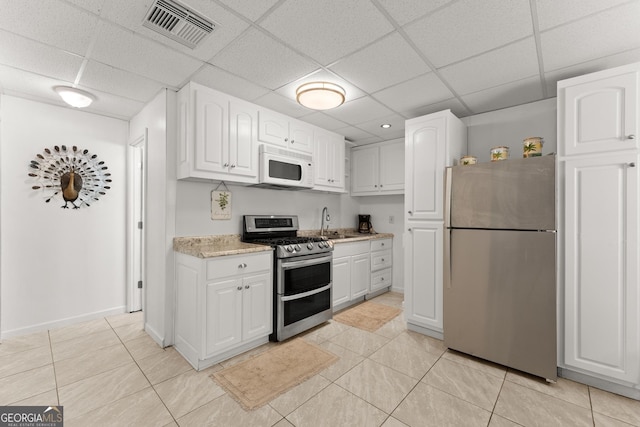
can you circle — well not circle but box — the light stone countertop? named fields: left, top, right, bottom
left=173, top=229, right=394, bottom=258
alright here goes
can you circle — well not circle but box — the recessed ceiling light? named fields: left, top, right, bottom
left=296, top=82, right=346, bottom=110
left=54, top=86, right=95, bottom=108
left=380, top=123, right=392, bottom=129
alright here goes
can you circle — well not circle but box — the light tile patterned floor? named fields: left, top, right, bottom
left=1, top=291, right=639, bottom=426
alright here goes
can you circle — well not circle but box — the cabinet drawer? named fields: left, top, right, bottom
left=371, top=249, right=392, bottom=271
left=371, top=238, right=392, bottom=252
left=371, top=268, right=391, bottom=291
left=206, top=253, right=271, bottom=280
left=333, top=241, right=370, bottom=258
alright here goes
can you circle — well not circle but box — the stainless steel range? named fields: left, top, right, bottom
left=242, top=215, right=333, bottom=341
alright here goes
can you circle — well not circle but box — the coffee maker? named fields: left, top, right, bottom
left=358, top=214, right=373, bottom=234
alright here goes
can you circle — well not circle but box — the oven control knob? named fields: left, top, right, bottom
left=307, top=243, right=314, bottom=250
left=320, top=242, right=327, bottom=248
left=286, top=245, right=294, bottom=252
left=294, top=244, right=301, bottom=252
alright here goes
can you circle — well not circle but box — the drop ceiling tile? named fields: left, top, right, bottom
left=544, top=48, right=640, bottom=96
left=274, top=68, right=366, bottom=104
left=373, top=73, right=453, bottom=113
left=0, top=0, right=98, bottom=55
left=461, top=76, right=544, bottom=114
left=259, top=0, right=395, bottom=65
left=297, top=112, right=349, bottom=131
left=334, top=125, right=376, bottom=143
left=190, top=64, right=270, bottom=102
left=401, top=97, right=470, bottom=119
left=215, top=0, right=280, bottom=22
left=404, top=0, right=532, bottom=67
left=329, top=33, right=429, bottom=93
left=79, top=60, right=164, bottom=103
left=253, top=92, right=311, bottom=118
left=540, top=2, right=640, bottom=71
left=324, top=96, right=394, bottom=125
left=376, top=0, right=455, bottom=26
left=350, top=136, right=385, bottom=146
left=440, top=38, right=539, bottom=95
left=91, top=22, right=203, bottom=88
left=64, top=0, right=104, bottom=14
left=535, top=0, right=632, bottom=31
left=100, top=0, right=250, bottom=62
left=211, top=27, right=317, bottom=90
left=0, top=31, right=83, bottom=82
left=354, top=113, right=406, bottom=135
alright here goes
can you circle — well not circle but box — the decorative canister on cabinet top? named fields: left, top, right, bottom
left=460, top=155, right=477, bottom=165
left=523, top=137, right=544, bottom=158
left=490, top=146, right=509, bottom=161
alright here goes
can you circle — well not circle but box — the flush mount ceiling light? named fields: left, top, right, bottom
left=54, top=86, right=95, bottom=108
left=296, top=82, right=346, bottom=110
left=380, top=123, right=392, bottom=129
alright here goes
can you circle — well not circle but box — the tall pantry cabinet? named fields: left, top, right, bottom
left=558, top=62, right=639, bottom=397
left=404, top=110, right=466, bottom=338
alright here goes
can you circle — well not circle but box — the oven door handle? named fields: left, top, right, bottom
left=281, top=283, right=331, bottom=302
left=281, top=254, right=333, bottom=269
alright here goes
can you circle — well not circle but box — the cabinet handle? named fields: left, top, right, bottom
left=237, top=286, right=242, bottom=291
left=231, top=164, right=236, bottom=168
left=381, top=258, right=385, bottom=262
left=381, top=277, right=385, bottom=281
left=381, top=243, right=384, bottom=246
left=245, top=285, right=250, bottom=289
left=408, top=228, right=412, bottom=231
left=629, top=162, right=636, bottom=167
left=374, top=184, right=378, bottom=188
left=291, top=139, right=295, bottom=144
left=223, top=162, right=229, bottom=167
left=628, top=135, right=636, bottom=140
left=285, top=138, right=289, bottom=142
left=238, top=263, right=247, bottom=268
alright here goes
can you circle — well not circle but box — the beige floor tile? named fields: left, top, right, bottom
left=392, top=382, right=491, bottom=427
left=590, top=387, right=640, bottom=426
left=442, top=350, right=507, bottom=379
left=369, top=333, right=440, bottom=379
left=136, top=346, right=192, bottom=385
left=51, top=329, right=120, bottom=362
left=113, top=322, right=147, bottom=342
left=382, top=416, right=410, bottom=427
left=402, top=330, right=448, bottom=357
left=269, top=374, right=331, bottom=416
left=154, top=369, right=225, bottom=419
left=123, top=334, right=165, bottom=361
left=177, top=394, right=281, bottom=427
left=58, top=362, right=150, bottom=419
left=489, top=414, right=522, bottom=426
left=328, top=327, right=390, bottom=357
left=317, top=341, right=364, bottom=382
left=49, top=318, right=111, bottom=343
left=373, top=315, right=407, bottom=339
left=106, top=311, right=143, bottom=329
left=370, top=291, right=404, bottom=309
left=273, top=419, right=295, bottom=427
left=0, top=345, right=52, bottom=379
left=505, top=369, right=590, bottom=409
left=0, top=365, right=56, bottom=405
left=0, top=331, right=50, bottom=356
left=593, top=411, right=638, bottom=427
left=423, top=357, right=504, bottom=411
left=65, top=387, right=173, bottom=427
left=163, top=422, right=179, bottom=427
left=335, top=359, right=418, bottom=414
left=494, top=380, right=593, bottom=426
left=9, top=389, right=59, bottom=406
left=286, top=383, right=387, bottom=427
left=218, top=341, right=277, bottom=368
left=300, top=320, right=351, bottom=345
left=54, top=343, right=132, bottom=387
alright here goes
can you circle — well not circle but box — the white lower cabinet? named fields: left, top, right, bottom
left=370, top=238, right=392, bottom=293
left=175, top=251, right=272, bottom=370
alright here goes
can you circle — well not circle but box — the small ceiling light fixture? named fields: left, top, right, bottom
left=296, top=81, right=345, bottom=110
left=54, top=86, right=95, bottom=108
left=380, top=123, right=392, bottom=129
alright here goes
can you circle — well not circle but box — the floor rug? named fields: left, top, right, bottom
left=334, top=301, right=402, bottom=332
left=211, top=338, right=337, bottom=410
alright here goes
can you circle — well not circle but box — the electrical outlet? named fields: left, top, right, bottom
left=389, top=215, right=394, bottom=224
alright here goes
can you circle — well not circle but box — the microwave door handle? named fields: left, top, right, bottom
left=281, top=284, right=331, bottom=301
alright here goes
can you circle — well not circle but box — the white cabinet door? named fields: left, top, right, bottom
left=405, top=117, right=445, bottom=220
left=242, top=272, right=272, bottom=341
left=228, top=99, right=258, bottom=178
left=563, top=154, right=639, bottom=383
left=405, top=222, right=443, bottom=332
left=314, top=130, right=345, bottom=191
left=332, top=256, right=351, bottom=308
left=289, top=120, right=314, bottom=154
left=562, top=71, right=638, bottom=156
left=351, top=146, right=379, bottom=193
left=195, top=88, right=228, bottom=174
left=205, top=278, right=243, bottom=357
left=379, top=141, right=404, bottom=192
left=258, top=110, right=289, bottom=147
left=351, top=253, right=371, bottom=299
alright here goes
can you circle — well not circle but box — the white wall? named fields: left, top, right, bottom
left=0, top=96, right=128, bottom=338
left=463, top=98, right=557, bottom=162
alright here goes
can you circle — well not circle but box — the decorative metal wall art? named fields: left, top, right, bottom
left=28, top=145, right=111, bottom=209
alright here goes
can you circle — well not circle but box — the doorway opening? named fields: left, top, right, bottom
left=128, top=130, right=147, bottom=313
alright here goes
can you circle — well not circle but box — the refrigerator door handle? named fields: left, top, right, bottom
left=444, top=167, right=453, bottom=289
left=444, top=167, right=452, bottom=228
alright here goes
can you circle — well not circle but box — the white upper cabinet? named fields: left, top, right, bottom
left=560, top=66, right=638, bottom=156
left=177, top=82, right=258, bottom=183
left=351, top=139, right=404, bottom=196
left=313, top=129, right=345, bottom=192
left=258, top=110, right=314, bottom=154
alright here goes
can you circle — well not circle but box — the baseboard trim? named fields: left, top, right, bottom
left=144, top=322, right=166, bottom=348
left=558, top=368, right=640, bottom=400
left=407, top=322, right=444, bottom=340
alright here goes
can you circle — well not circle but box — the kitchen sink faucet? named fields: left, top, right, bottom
left=320, top=207, right=330, bottom=236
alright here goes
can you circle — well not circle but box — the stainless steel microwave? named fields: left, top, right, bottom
left=258, top=145, right=314, bottom=189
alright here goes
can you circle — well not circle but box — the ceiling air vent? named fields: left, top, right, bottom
left=143, top=0, right=215, bottom=49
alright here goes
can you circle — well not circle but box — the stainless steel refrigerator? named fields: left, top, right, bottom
left=443, top=155, right=557, bottom=381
